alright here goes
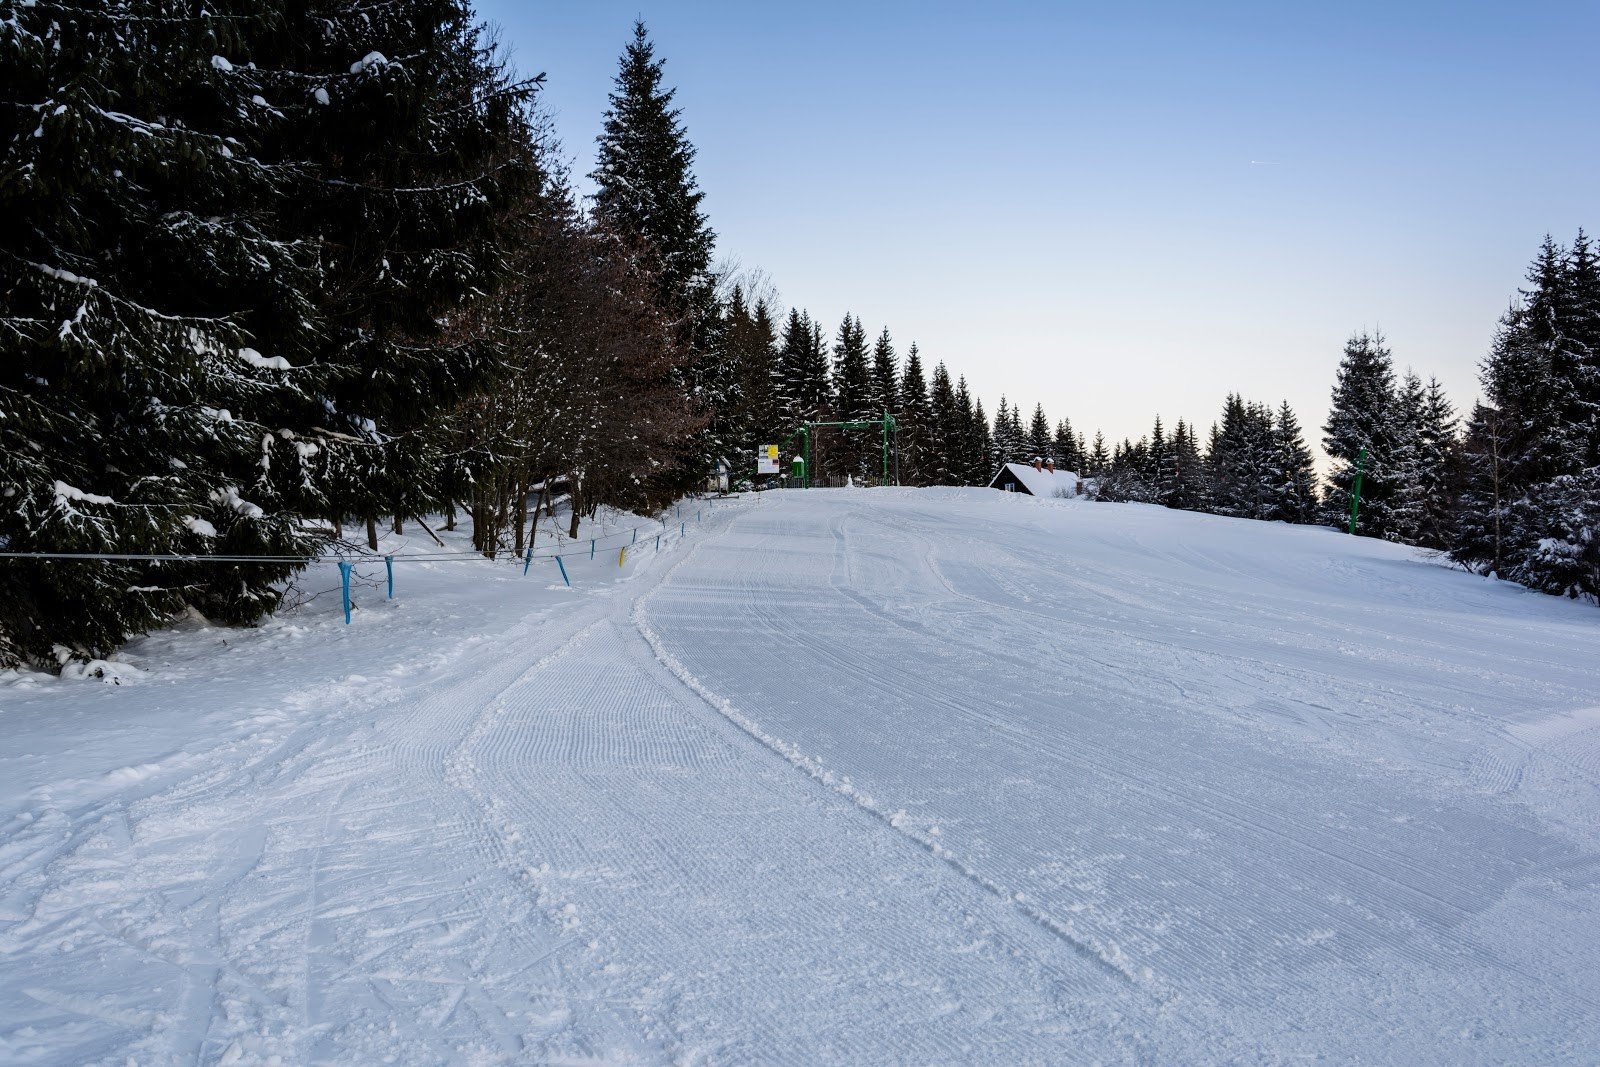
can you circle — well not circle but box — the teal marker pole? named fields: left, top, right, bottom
left=338, top=561, right=353, bottom=624
left=1348, top=447, right=1367, bottom=535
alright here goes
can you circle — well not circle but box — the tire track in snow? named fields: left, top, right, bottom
left=632, top=524, right=1154, bottom=992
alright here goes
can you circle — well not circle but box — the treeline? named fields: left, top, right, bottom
left=1035, top=235, right=1599, bottom=604
left=0, top=9, right=729, bottom=668
left=3, top=4, right=1595, bottom=672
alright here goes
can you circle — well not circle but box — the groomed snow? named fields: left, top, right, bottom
left=1, top=489, right=1597, bottom=1063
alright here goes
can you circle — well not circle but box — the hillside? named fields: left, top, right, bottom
left=2, top=489, right=1597, bottom=1063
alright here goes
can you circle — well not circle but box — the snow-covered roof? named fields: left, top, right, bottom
left=989, top=462, right=1079, bottom=498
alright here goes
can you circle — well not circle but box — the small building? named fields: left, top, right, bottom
left=989, top=459, right=1080, bottom=498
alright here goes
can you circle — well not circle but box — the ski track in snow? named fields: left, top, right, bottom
left=2, top=489, right=1599, bottom=1064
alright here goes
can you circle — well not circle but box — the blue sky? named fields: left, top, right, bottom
left=478, top=1, right=1598, bottom=455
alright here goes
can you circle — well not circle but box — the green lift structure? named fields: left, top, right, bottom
left=783, top=413, right=899, bottom=488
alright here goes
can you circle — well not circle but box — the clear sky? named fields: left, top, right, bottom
left=477, top=0, right=1598, bottom=456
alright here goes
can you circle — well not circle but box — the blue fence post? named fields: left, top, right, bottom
left=338, top=561, right=353, bottom=624
left=523, top=544, right=533, bottom=576
left=632, top=528, right=637, bottom=544
left=656, top=534, right=661, bottom=551
left=680, top=521, right=685, bottom=537
left=590, top=539, right=595, bottom=560
left=555, top=555, right=570, bottom=587
left=384, top=555, right=394, bottom=598
left=697, top=509, right=702, bottom=523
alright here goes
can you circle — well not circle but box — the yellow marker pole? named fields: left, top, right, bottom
left=618, top=546, right=627, bottom=567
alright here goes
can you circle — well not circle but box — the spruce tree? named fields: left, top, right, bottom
left=1052, top=418, right=1080, bottom=472
left=899, top=344, right=931, bottom=484
left=870, top=327, right=899, bottom=416
left=1171, top=420, right=1211, bottom=512
left=591, top=21, right=721, bottom=483
left=928, top=362, right=959, bottom=484
left=1087, top=432, right=1110, bottom=476
left=592, top=21, right=716, bottom=345
left=1027, top=404, right=1052, bottom=459
left=1322, top=332, right=1403, bottom=537
left=1269, top=401, right=1318, bottom=524
left=0, top=0, right=532, bottom=665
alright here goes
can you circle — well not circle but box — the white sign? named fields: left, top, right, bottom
left=756, top=444, right=780, bottom=475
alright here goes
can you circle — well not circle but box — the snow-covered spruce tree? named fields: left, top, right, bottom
left=1145, top=416, right=1176, bottom=505
left=1052, top=418, right=1080, bottom=472
left=898, top=344, right=931, bottom=484
left=0, top=2, right=334, bottom=667
left=1086, top=431, right=1110, bottom=477
left=869, top=328, right=899, bottom=419
left=1321, top=332, right=1403, bottom=537
left=1452, top=234, right=1600, bottom=598
left=591, top=21, right=722, bottom=492
left=1387, top=372, right=1431, bottom=544
left=1170, top=419, right=1211, bottom=512
left=1269, top=401, right=1319, bottom=524
left=1027, top=404, right=1052, bottom=460
left=832, top=314, right=873, bottom=476
left=969, top=397, right=994, bottom=484
left=928, top=363, right=960, bottom=484
left=275, top=4, right=538, bottom=547
left=719, top=286, right=780, bottom=463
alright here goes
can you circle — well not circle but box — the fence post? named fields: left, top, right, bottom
left=385, top=555, right=394, bottom=598
left=338, top=561, right=353, bottom=624
left=680, top=521, right=685, bottom=537
left=632, top=528, right=637, bottom=544
left=590, top=539, right=595, bottom=560
left=555, top=555, right=570, bottom=587
left=619, top=546, right=627, bottom=567
left=656, top=534, right=661, bottom=551
left=523, top=544, right=534, bottom=576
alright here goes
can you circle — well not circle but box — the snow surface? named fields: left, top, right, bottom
left=2, top=489, right=1598, bottom=1063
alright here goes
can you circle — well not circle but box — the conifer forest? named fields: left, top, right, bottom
left=2, top=3, right=1597, bottom=671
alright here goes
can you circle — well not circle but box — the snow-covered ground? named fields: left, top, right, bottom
left=2, top=488, right=1597, bottom=1064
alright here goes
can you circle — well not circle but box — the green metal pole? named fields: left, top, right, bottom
left=804, top=425, right=812, bottom=489
left=881, top=414, right=888, bottom=485
left=1348, top=447, right=1366, bottom=535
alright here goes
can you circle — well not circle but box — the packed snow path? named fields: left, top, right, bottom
left=3, top=489, right=1599, bottom=1063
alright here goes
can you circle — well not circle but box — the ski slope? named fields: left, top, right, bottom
left=2, top=488, right=1598, bottom=1063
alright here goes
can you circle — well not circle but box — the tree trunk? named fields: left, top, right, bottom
left=444, top=501, right=457, bottom=532
left=393, top=515, right=404, bottom=535
left=366, top=516, right=378, bottom=551
left=513, top=477, right=528, bottom=556
left=567, top=478, right=582, bottom=540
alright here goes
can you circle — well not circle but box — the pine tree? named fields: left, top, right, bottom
left=1415, top=378, right=1459, bottom=547
left=1452, top=234, right=1600, bottom=598
left=1170, top=420, right=1211, bottom=512
left=1027, top=404, right=1052, bottom=460
left=591, top=21, right=721, bottom=485
left=1322, top=332, right=1404, bottom=537
left=1051, top=418, right=1080, bottom=472
left=1146, top=416, right=1175, bottom=505
left=592, top=21, right=716, bottom=346
left=0, top=0, right=533, bottom=666
left=970, top=398, right=994, bottom=483
left=928, top=362, right=959, bottom=484
left=1087, top=431, right=1110, bottom=476
left=1388, top=372, right=1431, bottom=544
left=899, top=344, right=931, bottom=484
left=869, top=327, right=899, bottom=417
left=1269, top=401, right=1318, bottom=524
left=830, top=313, right=873, bottom=475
